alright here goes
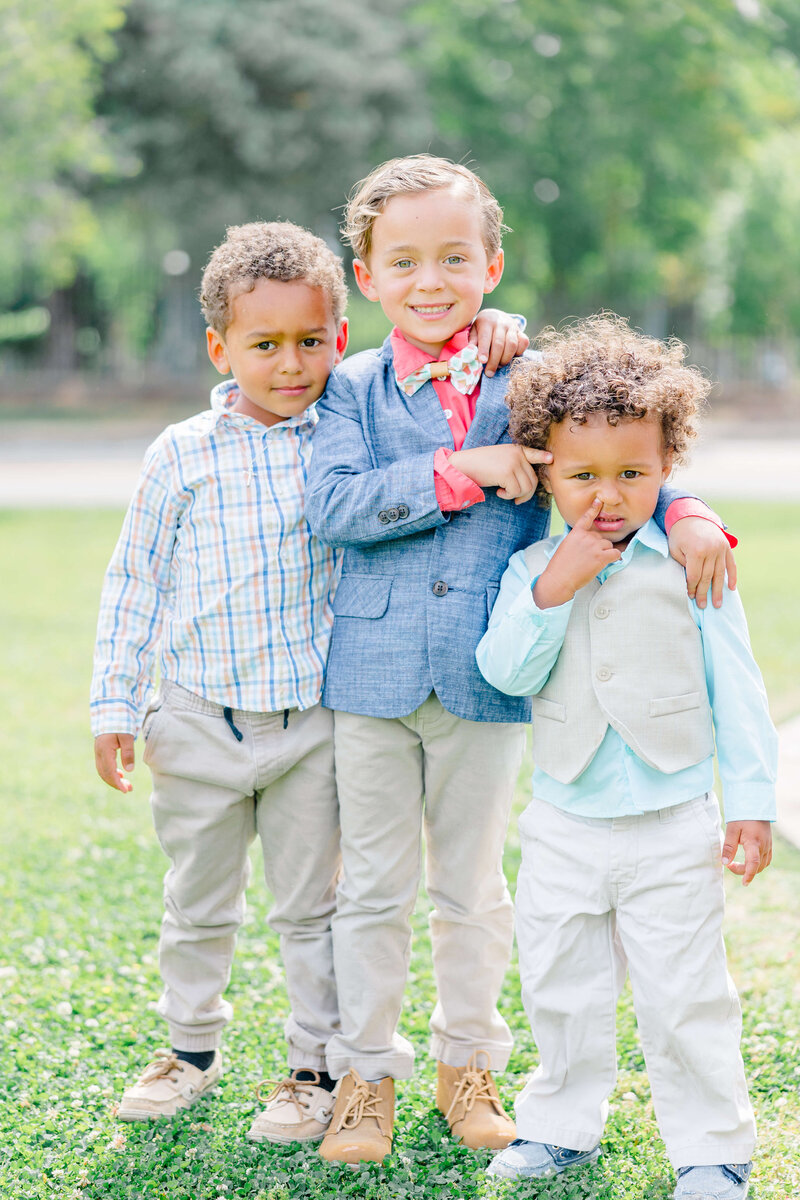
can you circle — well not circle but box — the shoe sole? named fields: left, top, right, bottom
left=247, top=1128, right=328, bottom=1145
left=117, top=1082, right=221, bottom=1122
left=488, top=1146, right=601, bottom=1179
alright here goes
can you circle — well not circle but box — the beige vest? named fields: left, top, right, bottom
left=523, top=539, right=714, bottom=783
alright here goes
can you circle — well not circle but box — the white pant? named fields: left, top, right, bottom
left=326, top=692, right=526, bottom=1079
left=143, top=682, right=340, bottom=1067
left=514, top=793, right=756, bottom=1168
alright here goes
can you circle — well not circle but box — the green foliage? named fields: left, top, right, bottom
left=411, top=0, right=800, bottom=328
left=0, top=0, right=126, bottom=303
left=96, top=0, right=427, bottom=256
left=0, top=503, right=799, bottom=1197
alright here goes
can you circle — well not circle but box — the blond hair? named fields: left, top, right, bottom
left=343, top=154, right=507, bottom=262
left=506, top=314, right=709, bottom=496
left=200, top=221, right=348, bottom=334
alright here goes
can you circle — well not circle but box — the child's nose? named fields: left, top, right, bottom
left=598, top=480, right=622, bottom=505
left=279, top=345, right=303, bottom=372
left=416, top=262, right=444, bottom=290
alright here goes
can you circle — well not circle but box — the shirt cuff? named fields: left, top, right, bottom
left=720, top=781, right=777, bottom=823
left=91, top=700, right=139, bottom=738
left=433, top=447, right=485, bottom=512
left=664, top=498, right=738, bottom=548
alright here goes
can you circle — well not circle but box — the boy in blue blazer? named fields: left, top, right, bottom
left=305, top=154, right=735, bottom=1164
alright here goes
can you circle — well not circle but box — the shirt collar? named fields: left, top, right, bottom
left=209, top=378, right=317, bottom=433
left=390, top=325, right=472, bottom=379
left=547, top=515, right=668, bottom=564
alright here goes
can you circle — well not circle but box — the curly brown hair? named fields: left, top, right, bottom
left=200, top=221, right=348, bottom=334
left=507, top=314, right=709, bottom=494
left=343, top=154, right=507, bottom=263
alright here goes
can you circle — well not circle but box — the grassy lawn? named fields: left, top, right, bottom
left=1, top=503, right=798, bottom=1200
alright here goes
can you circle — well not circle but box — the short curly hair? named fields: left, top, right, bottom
left=343, top=154, right=507, bottom=263
left=200, top=221, right=348, bottom=334
left=507, top=314, right=709, bottom=498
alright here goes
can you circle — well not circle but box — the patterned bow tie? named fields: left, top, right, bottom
left=396, top=343, right=482, bottom=397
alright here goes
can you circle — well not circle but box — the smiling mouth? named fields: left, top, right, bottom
left=410, top=304, right=454, bottom=317
left=274, top=386, right=308, bottom=395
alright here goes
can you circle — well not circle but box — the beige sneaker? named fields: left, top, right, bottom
left=319, top=1071, right=395, bottom=1164
left=247, top=1071, right=336, bottom=1144
left=437, top=1051, right=515, bottom=1150
left=117, top=1050, right=223, bottom=1121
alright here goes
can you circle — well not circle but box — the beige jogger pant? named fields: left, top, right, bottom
left=326, top=692, right=526, bottom=1079
left=514, top=792, right=756, bottom=1168
left=142, top=681, right=340, bottom=1066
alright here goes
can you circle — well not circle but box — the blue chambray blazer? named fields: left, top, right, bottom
left=306, top=336, right=688, bottom=723
left=305, top=336, right=551, bottom=723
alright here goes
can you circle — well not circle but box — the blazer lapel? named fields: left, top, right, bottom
left=462, top=368, right=510, bottom=450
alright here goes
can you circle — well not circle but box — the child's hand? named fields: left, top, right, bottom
left=722, top=820, right=772, bottom=885
left=533, top=496, right=622, bottom=608
left=94, top=732, right=135, bottom=793
left=667, top=517, right=737, bottom=609
left=449, top=444, right=551, bottom=504
left=469, top=310, right=530, bottom=377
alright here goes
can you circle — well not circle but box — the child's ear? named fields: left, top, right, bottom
left=335, top=318, right=349, bottom=364
left=352, top=259, right=379, bottom=303
left=483, top=249, right=504, bottom=295
left=540, top=462, right=553, bottom=493
left=206, top=328, right=231, bottom=376
left=661, top=447, right=675, bottom=481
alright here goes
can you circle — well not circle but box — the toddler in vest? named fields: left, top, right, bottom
left=477, top=314, right=777, bottom=1200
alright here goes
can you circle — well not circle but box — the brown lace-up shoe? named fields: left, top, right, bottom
left=319, top=1070, right=395, bottom=1163
left=117, top=1049, right=223, bottom=1120
left=437, top=1051, right=515, bottom=1149
left=247, top=1070, right=336, bottom=1144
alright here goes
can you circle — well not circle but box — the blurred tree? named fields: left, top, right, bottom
left=97, top=0, right=427, bottom=257
left=0, top=0, right=125, bottom=304
left=83, top=0, right=428, bottom=366
left=412, top=0, right=800, bottom=335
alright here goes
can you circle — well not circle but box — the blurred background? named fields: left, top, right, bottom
left=1, top=0, right=800, bottom=426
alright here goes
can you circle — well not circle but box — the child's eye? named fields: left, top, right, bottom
left=393, top=258, right=414, bottom=269
left=573, top=472, right=594, bottom=481
left=620, top=470, right=641, bottom=479
left=255, top=340, right=277, bottom=351
left=444, top=255, right=465, bottom=265
left=301, top=337, right=322, bottom=348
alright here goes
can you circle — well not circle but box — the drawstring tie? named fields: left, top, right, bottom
left=223, top=706, right=243, bottom=742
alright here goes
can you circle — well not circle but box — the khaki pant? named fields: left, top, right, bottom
left=142, top=682, right=340, bottom=1066
left=327, top=692, right=526, bottom=1079
left=514, top=793, right=756, bottom=1168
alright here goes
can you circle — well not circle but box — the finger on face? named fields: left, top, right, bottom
left=578, top=495, right=603, bottom=529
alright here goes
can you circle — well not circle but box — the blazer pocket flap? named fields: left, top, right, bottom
left=649, top=691, right=702, bottom=718
left=532, top=696, right=567, bottom=723
left=332, top=574, right=393, bottom=619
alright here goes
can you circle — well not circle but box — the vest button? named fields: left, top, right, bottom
left=432, top=580, right=449, bottom=597
left=596, top=667, right=612, bottom=682
left=594, top=606, right=610, bottom=619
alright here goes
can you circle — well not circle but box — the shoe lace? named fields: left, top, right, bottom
left=445, top=1051, right=505, bottom=1122
left=255, top=1072, right=320, bottom=1116
left=334, top=1071, right=387, bottom=1133
left=138, top=1050, right=184, bottom=1084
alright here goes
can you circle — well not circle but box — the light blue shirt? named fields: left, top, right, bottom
left=476, top=518, right=777, bottom=821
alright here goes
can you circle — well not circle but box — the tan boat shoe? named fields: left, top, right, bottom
left=247, top=1071, right=336, bottom=1144
left=437, top=1051, right=515, bottom=1149
left=117, top=1049, right=223, bottom=1121
left=318, top=1071, right=395, bottom=1164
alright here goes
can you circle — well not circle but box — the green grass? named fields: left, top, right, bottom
left=1, top=504, right=799, bottom=1199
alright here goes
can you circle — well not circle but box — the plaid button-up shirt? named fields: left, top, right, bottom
left=90, top=380, right=338, bottom=735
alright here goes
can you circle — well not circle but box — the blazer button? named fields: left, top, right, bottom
left=594, top=605, right=610, bottom=619
left=378, top=510, right=390, bottom=524
left=397, top=504, right=409, bottom=518
left=432, top=580, right=449, bottom=597
left=386, top=506, right=399, bottom=522
left=596, top=667, right=612, bottom=682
